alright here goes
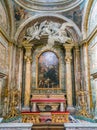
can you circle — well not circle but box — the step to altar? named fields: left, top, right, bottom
left=32, top=123, right=64, bottom=130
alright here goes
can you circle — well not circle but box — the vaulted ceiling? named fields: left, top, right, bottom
left=0, top=0, right=90, bottom=42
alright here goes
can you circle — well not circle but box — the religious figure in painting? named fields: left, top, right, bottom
left=38, top=51, right=59, bottom=89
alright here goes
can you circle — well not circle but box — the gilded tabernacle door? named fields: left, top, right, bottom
left=37, top=51, right=60, bottom=89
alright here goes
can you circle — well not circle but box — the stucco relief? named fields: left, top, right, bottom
left=24, top=21, right=72, bottom=45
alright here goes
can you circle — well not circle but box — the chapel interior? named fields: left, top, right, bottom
left=0, top=0, right=97, bottom=129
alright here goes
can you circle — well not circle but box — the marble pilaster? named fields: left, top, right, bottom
left=8, top=42, right=13, bottom=89
left=7, top=42, right=13, bottom=113
left=83, top=43, right=92, bottom=111
left=63, top=44, right=73, bottom=108
left=0, top=79, right=2, bottom=115
left=18, top=47, right=23, bottom=110
left=74, top=46, right=81, bottom=105
left=24, top=45, right=32, bottom=107
left=94, top=78, right=97, bottom=119
left=12, top=45, right=16, bottom=87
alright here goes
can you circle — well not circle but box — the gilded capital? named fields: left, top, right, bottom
left=64, top=45, right=73, bottom=52
left=24, top=55, right=32, bottom=62
left=65, top=56, right=72, bottom=62
left=8, top=42, right=13, bottom=46
left=22, top=39, right=29, bottom=46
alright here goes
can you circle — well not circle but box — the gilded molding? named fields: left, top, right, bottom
left=80, top=25, right=97, bottom=46
left=36, top=49, right=61, bottom=90
left=82, top=0, right=94, bottom=39
left=24, top=55, right=32, bottom=62
left=65, top=56, right=72, bottom=62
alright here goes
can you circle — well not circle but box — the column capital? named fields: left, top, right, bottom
left=24, top=55, right=32, bottom=62
left=64, top=44, right=73, bottom=62
left=63, top=43, right=74, bottom=51
left=75, top=45, right=80, bottom=52
left=8, top=42, right=13, bottom=47
left=24, top=44, right=33, bottom=57
left=24, top=43, right=33, bottom=49
left=65, top=56, right=72, bottom=62
left=24, top=44, right=33, bottom=63
left=22, top=39, right=34, bottom=51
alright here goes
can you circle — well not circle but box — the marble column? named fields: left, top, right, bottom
left=24, top=45, right=32, bottom=108
left=63, top=44, right=74, bottom=110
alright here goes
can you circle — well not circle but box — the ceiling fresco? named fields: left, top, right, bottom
left=13, top=0, right=86, bottom=31
left=14, top=0, right=84, bottom=12
left=62, top=1, right=86, bottom=31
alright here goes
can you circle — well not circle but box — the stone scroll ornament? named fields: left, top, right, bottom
left=24, top=20, right=73, bottom=45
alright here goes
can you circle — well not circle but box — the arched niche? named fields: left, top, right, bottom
left=15, top=14, right=82, bottom=45
left=36, top=51, right=60, bottom=89
left=31, top=46, right=66, bottom=92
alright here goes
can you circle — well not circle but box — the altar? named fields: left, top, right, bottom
left=21, top=94, right=69, bottom=124
left=31, top=94, right=66, bottom=112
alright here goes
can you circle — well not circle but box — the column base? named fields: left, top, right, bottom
left=67, top=106, right=76, bottom=114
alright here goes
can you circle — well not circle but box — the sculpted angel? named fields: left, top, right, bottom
left=51, top=22, right=73, bottom=43
left=24, top=20, right=49, bottom=42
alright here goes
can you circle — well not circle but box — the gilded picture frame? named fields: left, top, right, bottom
left=36, top=50, right=60, bottom=89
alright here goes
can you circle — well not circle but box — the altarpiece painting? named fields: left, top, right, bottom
left=37, top=51, right=59, bottom=89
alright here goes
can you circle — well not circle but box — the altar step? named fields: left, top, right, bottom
left=32, top=124, right=64, bottom=130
